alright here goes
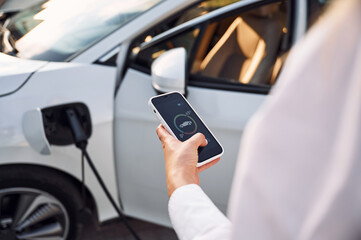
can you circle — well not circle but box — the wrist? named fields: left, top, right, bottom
left=167, top=170, right=198, bottom=197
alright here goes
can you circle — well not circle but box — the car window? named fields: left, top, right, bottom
left=98, top=0, right=241, bottom=67
left=191, top=1, right=289, bottom=87
left=131, top=1, right=290, bottom=92
left=132, top=28, right=200, bottom=70
left=175, top=0, right=242, bottom=26
left=130, top=0, right=244, bottom=60
left=3, top=0, right=162, bottom=61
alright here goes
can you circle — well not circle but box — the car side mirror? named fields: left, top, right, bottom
left=151, top=47, right=186, bottom=94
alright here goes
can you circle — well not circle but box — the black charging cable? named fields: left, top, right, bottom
left=66, top=109, right=141, bottom=240
left=81, top=152, right=86, bottom=208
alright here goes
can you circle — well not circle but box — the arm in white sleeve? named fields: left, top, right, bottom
left=169, top=184, right=232, bottom=240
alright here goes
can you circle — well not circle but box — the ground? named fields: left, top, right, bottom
left=79, top=217, right=178, bottom=240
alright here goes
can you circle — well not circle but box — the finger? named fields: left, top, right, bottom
left=156, top=124, right=171, bottom=142
left=156, top=125, right=178, bottom=145
left=197, top=158, right=220, bottom=173
left=200, top=138, right=208, bottom=147
left=187, top=132, right=207, bottom=147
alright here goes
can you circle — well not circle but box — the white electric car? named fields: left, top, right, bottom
left=0, top=0, right=328, bottom=239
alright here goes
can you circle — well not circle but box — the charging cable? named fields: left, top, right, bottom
left=66, top=109, right=141, bottom=240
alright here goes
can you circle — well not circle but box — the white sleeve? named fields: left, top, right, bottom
left=228, top=1, right=361, bottom=239
left=168, top=184, right=232, bottom=240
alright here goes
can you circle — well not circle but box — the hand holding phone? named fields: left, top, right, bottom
left=156, top=124, right=220, bottom=196
left=149, top=91, right=224, bottom=167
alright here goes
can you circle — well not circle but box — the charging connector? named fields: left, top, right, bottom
left=66, top=109, right=88, bottom=149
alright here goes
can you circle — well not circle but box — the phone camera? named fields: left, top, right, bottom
left=153, top=110, right=156, bottom=113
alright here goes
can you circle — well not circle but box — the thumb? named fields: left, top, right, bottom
left=156, top=124, right=171, bottom=142
left=187, top=133, right=207, bottom=148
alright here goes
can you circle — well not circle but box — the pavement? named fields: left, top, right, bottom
left=79, top=217, right=178, bottom=240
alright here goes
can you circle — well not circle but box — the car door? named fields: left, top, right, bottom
left=115, top=0, right=305, bottom=227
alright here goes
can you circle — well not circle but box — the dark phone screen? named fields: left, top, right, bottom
left=151, top=92, right=223, bottom=163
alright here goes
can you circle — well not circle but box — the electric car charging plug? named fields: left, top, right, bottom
left=66, top=109, right=141, bottom=240
left=66, top=109, right=88, bottom=150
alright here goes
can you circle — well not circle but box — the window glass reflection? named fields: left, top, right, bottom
left=4, top=0, right=162, bottom=61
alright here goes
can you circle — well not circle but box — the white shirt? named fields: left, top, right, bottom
left=168, top=0, right=361, bottom=239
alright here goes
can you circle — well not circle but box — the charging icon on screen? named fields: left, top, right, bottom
left=174, top=113, right=197, bottom=137
left=179, top=121, right=192, bottom=128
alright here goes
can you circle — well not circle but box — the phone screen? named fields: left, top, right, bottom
left=151, top=92, right=223, bottom=164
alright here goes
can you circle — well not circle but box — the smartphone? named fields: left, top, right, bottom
left=149, top=91, right=224, bottom=167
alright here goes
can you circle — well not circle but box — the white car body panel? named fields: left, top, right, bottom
left=294, top=0, right=307, bottom=44
left=0, top=62, right=118, bottom=221
left=0, top=53, right=47, bottom=95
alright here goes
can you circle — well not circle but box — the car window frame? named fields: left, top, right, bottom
left=128, top=0, right=295, bottom=94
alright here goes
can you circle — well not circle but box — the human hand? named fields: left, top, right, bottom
left=156, top=125, right=220, bottom=197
